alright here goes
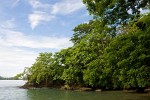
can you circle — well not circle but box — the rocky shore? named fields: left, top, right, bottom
left=20, top=82, right=150, bottom=94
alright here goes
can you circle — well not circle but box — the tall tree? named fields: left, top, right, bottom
left=83, top=0, right=150, bottom=25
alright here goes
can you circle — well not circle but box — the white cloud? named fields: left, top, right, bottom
left=28, top=11, right=55, bottom=29
left=28, top=0, right=53, bottom=29
left=51, top=0, right=85, bottom=15
left=0, top=31, right=72, bottom=77
left=0, top=18, right=15, bottom=29
left=0, top=30, right=72, bottom=49
left=28, top=0, right=50, bottom=9
left=0, top=28, right=36, bottom=77
left=0, top=20, right=73, bottom=77
left=27, top=0, right=85, bottom=29
left=28, top=0, right=85, bottom=14
left=0, top=45, right=37, bottom=77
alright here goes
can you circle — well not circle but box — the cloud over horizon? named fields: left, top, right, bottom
left=0, top=18, right=73, bottom=77
left=0, top=44, right=37, bottom=77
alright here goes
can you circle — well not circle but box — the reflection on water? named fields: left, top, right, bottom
left=27, top=89, right=150, bottom=100
left=0, top=80, right=150, bottom=100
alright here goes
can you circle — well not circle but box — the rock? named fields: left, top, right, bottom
left=145, top=89, right=150, bottom=93
left=79, top=87, right=92, bottom=91
left=95, top=89, right=102, bottom=92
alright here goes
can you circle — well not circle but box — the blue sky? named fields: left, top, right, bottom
left=0, top=0, right=91, bottom=77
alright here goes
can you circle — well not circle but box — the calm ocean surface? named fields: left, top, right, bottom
left=0, top=80, right=150, bottom=100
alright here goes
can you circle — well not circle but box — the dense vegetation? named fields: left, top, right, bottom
left=21, top=0, right=150, bottom=92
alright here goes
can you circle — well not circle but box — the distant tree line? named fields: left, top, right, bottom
left=0, top=76, right=15, bottom=80
left=21, top=0, right=150, bottom=92
left=0, top=73, right=26, bottom=80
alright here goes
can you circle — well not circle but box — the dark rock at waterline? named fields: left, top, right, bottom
left=19, top=82, right=36, bottom=89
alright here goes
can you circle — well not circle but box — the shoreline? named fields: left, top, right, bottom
left=20, top=83, right=150, bottom=94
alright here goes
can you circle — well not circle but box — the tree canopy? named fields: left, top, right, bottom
left=83, top=0, right=150, bottom=25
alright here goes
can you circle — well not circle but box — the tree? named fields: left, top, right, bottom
left=27, top=52, right=54, bottom=87
left=71, top=20, right=93, bottom=44
left=52, top=48, right=73, bottom=85
left=83, top=0, right=150, bottom=25
left=57, top=47, right=84, bottom=86
left=103, top=14, right=150, bottom=90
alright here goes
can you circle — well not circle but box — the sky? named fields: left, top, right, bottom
left=0, top=0, right=91, bottom=77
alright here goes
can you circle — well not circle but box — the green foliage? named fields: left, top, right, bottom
left=13, top=73, right=24, bottom=80
left=103, top=14, right=150, bottom=89
left=27, top=52, right=54, bottom=86
left=62, top=66, right=81, bottom=85
left=83, top=0, right=150, bottom=25
left=71, top=20, right=93, bottom=44
left=0, top=76, right=14, bottom=80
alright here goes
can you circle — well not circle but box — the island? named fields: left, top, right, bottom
left=16, top=0, right=150, bottom=93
